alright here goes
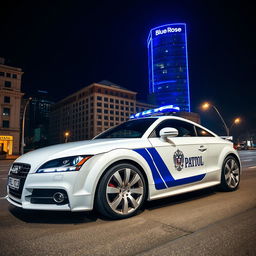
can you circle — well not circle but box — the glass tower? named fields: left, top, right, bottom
left=147, top=23, right=190, bottom=112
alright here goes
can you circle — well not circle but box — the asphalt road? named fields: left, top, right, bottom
left=0, top=150, right=255, bottom=256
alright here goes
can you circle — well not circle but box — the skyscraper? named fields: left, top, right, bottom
left=147, top=23, right=190, bottom=112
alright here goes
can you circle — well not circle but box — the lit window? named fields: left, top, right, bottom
left=3, top=108, right=10, bottom=116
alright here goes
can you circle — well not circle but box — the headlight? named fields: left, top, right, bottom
left=36, top=155, right=93, bottom=173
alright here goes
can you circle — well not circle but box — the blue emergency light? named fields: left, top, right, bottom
left=130, top=105, right=180, bottom=119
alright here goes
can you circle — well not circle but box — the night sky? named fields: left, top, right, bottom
left=1, top=0, right=255, bottom=137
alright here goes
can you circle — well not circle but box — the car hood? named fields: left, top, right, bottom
left=14, top=138, right=150, bottom=173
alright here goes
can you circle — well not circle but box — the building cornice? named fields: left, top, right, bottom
left=0, top=64, right=23, bottom=73
left=0, top=88, right=24, bottom=97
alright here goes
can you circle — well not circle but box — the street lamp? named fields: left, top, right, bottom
left=64, top=131, right=70, bottom=143
left=21, top=97, right=32, bottom=155
left=201, top=102, right=230, bottom=136
left=230, top=117, right=241, bottom=131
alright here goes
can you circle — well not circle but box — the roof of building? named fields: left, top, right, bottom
left=97, top=80, right=129, bottom=91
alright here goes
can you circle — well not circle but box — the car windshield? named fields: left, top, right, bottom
left=94, top=118, right=157, bottom=139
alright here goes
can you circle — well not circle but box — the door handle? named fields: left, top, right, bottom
left=198, top=145, right=207, bottom=152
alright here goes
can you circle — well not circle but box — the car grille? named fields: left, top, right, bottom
left=8, top=163, right=31, bottom=199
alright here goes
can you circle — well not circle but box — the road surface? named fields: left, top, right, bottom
left=0, top=150, right=255, bottom=256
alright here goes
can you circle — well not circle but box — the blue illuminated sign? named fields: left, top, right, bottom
left=155, top=27, right=182, bottom=36
left=147, top=23, right=191, bottom=112
left=130, top=105, right=180, bottom=119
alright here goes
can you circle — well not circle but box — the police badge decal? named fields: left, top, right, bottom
left=173, top=149, right=184, bottom=171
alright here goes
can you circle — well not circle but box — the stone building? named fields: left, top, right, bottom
left=0, top=57, right=23, bottom=156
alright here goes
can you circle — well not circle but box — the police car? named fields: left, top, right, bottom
left=7, top=112, right=241, bottom=219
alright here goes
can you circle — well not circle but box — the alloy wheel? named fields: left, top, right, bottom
left=106, top=168, right=144, bottom=215
left=224, top=158, right=240, bottom=189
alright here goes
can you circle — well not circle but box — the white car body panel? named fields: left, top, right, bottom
left=6, top=116, right=241, bottom=212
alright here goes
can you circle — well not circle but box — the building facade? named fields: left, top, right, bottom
left=49, top=81, right=137, bottom=144
left=0, top=58, right=23, bottom=156
left=23, top=90, right=54, bottom=150
left=136, top=101, right=156, bottom=114
left=147, top=23, right=190, bottom=112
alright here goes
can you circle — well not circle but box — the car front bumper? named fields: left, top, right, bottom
left=7, top=171, right=94, bottom=212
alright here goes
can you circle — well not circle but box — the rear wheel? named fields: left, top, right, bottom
left=96, top=163, right=146, bottom=219
left=220, top=156, right=240, bottom=191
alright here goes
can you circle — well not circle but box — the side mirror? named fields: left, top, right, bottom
left=159, top=127, right=178, bottom=142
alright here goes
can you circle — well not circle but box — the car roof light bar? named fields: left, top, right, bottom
left=130, top=104, right=180, bottom=119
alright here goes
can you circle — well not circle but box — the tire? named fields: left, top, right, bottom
left=219, top=155, right=240, bottom=191
left=96, top=163, right=146, bottom=219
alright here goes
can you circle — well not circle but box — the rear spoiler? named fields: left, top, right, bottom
left=220, top=136, right=233, bottom=142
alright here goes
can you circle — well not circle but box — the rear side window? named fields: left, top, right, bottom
left=195, top=126, right=214, bottom=137
left=151, top=119, right=196, bottom=137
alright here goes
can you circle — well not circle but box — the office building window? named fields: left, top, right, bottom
left=4, top=96, right=10, bottom=103
left=3, top=108, right=10, bottom=116
left=12, top=74, right=17, bottom=79
left=4, top=81, right=11, bottom=88
left=3, top=120, right=9, bottom=128
left=6, top=73, right=11, bottom=78
left=0, top=72, right=4, bottom=76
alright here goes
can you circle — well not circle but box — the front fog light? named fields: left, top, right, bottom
left=53, top=192, right=65, bottom=203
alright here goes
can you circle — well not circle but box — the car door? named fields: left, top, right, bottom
left=147, top=119, right=208, bottom=190
left=194, top=125, right=226, bottom=174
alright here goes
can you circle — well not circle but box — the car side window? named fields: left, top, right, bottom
left=150, top=119, right=196, bottom=138
left=195, top=126, right=214, bottom=137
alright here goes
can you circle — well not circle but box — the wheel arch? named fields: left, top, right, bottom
left=93, top=158, right=150, bottom=209
left=223, top=153, right=241, bottom=170
left=218, top=146, right=241, bottom=172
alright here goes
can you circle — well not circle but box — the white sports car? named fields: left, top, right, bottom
left=7, top=116, right=241, bottom=219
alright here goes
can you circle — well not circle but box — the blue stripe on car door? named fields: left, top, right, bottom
left=134, top=148, right=206, bottom=190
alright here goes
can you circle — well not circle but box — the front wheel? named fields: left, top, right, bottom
left=220, top=156, right=240, bottom=191
left=96, top=163, right=146, bottom=219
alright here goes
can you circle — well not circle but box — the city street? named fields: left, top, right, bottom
left=0, top=151, right=255, bottom=256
